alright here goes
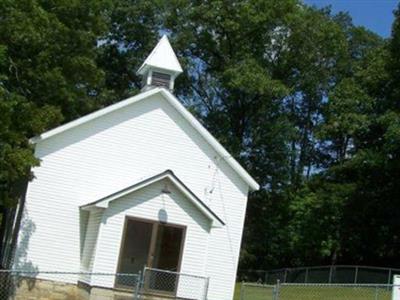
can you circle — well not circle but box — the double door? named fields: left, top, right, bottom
left=116, top=217, right=185, bottom=294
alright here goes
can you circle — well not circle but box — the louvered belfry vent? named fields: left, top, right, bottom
left=151, top=72, right=171, bottom=89
left=137, top=35, right=183, bottom=92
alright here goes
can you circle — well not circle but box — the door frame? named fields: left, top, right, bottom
left=115, top=215, right=187, bottom=291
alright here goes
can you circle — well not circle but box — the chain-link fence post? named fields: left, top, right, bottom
left=142, top=266, right=149, bottom=292
left=240, top=281, right=245, bottom=300
left=304, top=267, right=309, bottom=283
left=272, top=284, right=277, bottom=300
left=274, top=279, right=280, bottom=300
left=354, top=266, right=359, bottom=284
left=134, top=271, right=142, bottom=300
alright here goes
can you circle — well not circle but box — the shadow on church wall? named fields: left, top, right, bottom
left=12, top=210, right=38, bottom=291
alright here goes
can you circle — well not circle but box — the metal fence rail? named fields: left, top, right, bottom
left=142, top=267, right=209, bottom=300
left=239, top=281, right=399, bottom=300
left=239, top=265, right=400, bottom=285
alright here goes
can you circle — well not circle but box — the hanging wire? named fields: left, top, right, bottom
left=207, top=155, right=237, bottom=270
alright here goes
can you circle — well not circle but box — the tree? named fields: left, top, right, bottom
left=331, top=6, right=400, bottom=266
left=292, top=6, right=400, bottom=267
left=278, top=6, right=349, bottom=185
left=164, top=0, right=299, bottom=269
left=388, top=5, right=400, bottom=108
left=96, top=0, right=164, bottom=101
left=287, top=178, right=355, bottom=266
left=1, top=0, right=399, bottom=271
left=164, top=1, right=388, bottom=269
left=0, top=0, right=110, bottom=208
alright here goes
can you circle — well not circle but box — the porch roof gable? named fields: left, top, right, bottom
left=80, top=170, right=225, bottom=227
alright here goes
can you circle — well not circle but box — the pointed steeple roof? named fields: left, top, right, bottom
left=137, top=35, right=183, bottom=75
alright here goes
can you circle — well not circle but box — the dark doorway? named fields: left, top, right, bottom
left=153, top=224, right=184, bottom=272
left=148, top=224, right=184, bottom=293
left=116, top=217, right=185, bottom=293
left=116, top=219, right=153, bottom=287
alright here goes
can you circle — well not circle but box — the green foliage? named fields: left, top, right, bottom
left=165, top=0, right=395, bottom=269
left=96, top=0, right=164, bottom=101
left=0, top=0, right=110, bottom=205
left=318, top=78, right=373, bottom=164
left=388, top=4, right=400, bottom=106
left=1, top=0, right=400, bottom=271
left=288, top=178, right=355, bottom=265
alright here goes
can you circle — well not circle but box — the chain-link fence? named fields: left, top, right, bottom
left=239, top=282, right=398, bottom=300
left=0, top=270, right=141, bottom=300
left=0, top=268, right=209, bottom=300
left=239, top=283, right=275, bottom=300
left=239, top=265, right=400, bottom=285
left=141, top=267, right=209, bottom=300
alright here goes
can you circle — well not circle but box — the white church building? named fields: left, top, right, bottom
left=6, top=36, right=259, bottom=300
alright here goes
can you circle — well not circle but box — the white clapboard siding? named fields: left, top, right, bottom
left=90, top=179, right=210, bottom=292
left=79, top=209, right=103, bottom=283
left=14, top=91, right=249, bottom=300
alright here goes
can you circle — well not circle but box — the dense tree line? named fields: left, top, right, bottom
left=1, top=0, right=399, bottom=270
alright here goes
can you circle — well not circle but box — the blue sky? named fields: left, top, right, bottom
left=304, top=0, right=399, bottom=37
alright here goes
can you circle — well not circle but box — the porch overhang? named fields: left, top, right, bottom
left=80, top=170, right=225, bottom=227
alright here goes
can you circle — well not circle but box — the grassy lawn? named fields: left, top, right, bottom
left=233, top=283, right=392, bottom=300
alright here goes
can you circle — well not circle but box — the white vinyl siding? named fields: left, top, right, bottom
left=80, top=209, right=103, bottom=283
left=90, top=179, right=210, bottom=299
left=14, top=92, right=249, bottom=300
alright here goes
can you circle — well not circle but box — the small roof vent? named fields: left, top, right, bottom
left=137, top=35, right=183, bottom=92
left=152, top=72, right=171, bottom=89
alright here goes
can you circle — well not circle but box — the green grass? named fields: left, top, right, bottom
left=233, top=283, right=392, bottom=300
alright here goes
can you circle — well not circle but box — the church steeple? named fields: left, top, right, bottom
left=137, top=35, right=183, bottom=92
